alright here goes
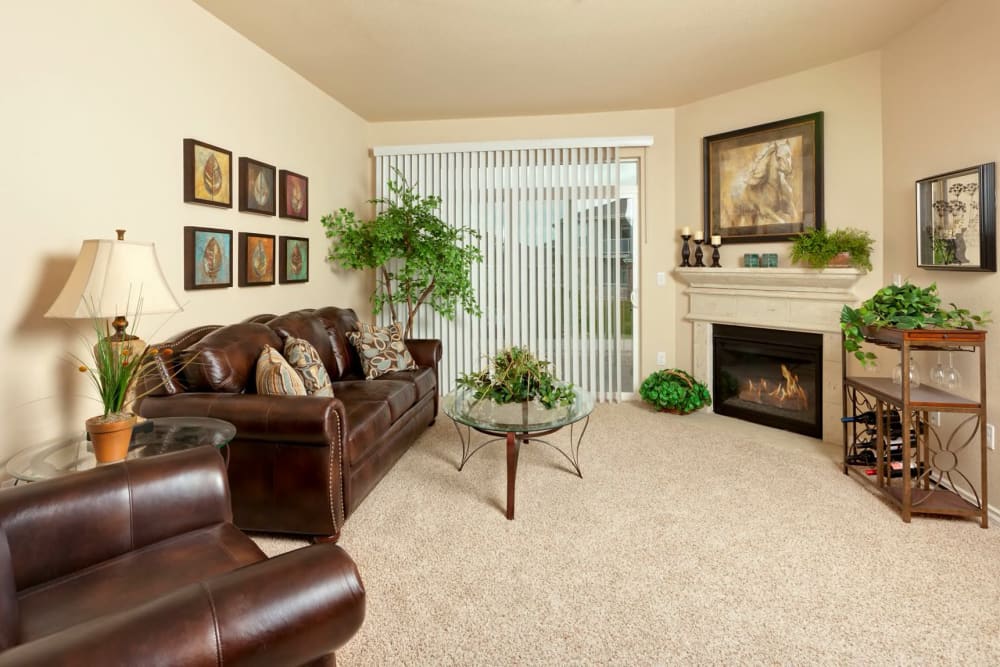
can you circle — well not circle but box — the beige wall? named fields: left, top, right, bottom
left=673, top=51, right=885, bottom=371
left=369, top=110, right=678, bottom=378
left=881, top=0, right=1000, bottom=509
left=0, top=0, right=370, bottom=463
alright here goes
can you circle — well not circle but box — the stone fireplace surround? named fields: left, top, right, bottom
left=675, top=267, right=864, bottom=442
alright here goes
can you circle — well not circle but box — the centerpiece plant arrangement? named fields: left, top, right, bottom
left=790, top=226, right=874, bottom=271
left=840, top=281, right=990, bottom=367
left=322, top=169, right=483, bottom=339
left=639, top=368, right=712, bottom=415
left=74, top=303, right=190, bottom=463
left=457, top=346, right=576, bottom=409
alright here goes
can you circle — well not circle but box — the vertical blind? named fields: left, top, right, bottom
left=373, top=138, right=649, bottom=402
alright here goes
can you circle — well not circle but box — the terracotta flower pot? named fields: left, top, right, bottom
left=826, top=251, right=853, bottom=268
left=85, top=415, right=135, bottom=463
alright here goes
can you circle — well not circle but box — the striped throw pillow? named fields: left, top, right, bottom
left=256, top=345, right=307, bottom=396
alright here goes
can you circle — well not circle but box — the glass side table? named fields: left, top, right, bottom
left=5, top=417, right=237, bottom=484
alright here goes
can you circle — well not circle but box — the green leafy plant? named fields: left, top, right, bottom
left=790, top=226, right=874, bottom=271
left=457, top=346, right=576, bottom=409
left=840, top=281, right=990, bottom=367
left=321, top=169, right=483, bottom=339
left=639, top=369, right=712, bottom=414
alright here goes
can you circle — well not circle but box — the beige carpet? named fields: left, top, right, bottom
left=254, top=402, right=1000, bottom=665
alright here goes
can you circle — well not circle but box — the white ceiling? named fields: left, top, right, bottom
left=195, top=0, right=945, bottom=122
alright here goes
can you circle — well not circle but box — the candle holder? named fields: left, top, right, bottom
left=694, top=239, right=705, bottom=267
left=710, top=242, right=722, bottom=268
left=680, top=234, right=691, bottom=267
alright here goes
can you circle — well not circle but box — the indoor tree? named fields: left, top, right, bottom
left=322, top=170, right=482, bottom=338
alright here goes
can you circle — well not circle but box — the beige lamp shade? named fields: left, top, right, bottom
left=46, top=234, right=181, bottom=319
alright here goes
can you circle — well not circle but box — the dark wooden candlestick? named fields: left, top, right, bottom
left=694, top=239, right=705, bottom=267
left=681, top=234, right=691, bottom=267
left=710, top=243, right=721, bottom=268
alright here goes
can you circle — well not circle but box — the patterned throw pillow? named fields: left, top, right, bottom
left=284, top=337, right=334, bottom=397
left=256, top=345, right=307, bottom=396
left=346, top=322, right=418, bottom=379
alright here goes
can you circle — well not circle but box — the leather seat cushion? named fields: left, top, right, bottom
left=17, top=524, right=265, bottom=642
left=373, top=367, right=436, bottom=402
left=342, top=401, right=393, bottom=464
left=332, top=380, right=417, bottom=422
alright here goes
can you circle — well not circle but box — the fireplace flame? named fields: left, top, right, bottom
left=738, top=364, right=808, bottom=411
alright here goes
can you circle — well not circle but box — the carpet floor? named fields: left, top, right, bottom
left=254, top=402, right=1000, bottom=665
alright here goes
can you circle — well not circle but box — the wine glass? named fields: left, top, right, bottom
left=892, top=355, right=921, bottom=387
left=944, top=352, right=962, bottom=390
left=930, top=353, right=946, bottom=386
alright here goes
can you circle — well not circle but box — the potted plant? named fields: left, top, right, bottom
left=639, top=369, right=712, bottom=414
left=840, top=281, right=990, bottom=367
left=75, top=309, right=184, bottom=463
left=790, top=226, right=874, bottom=271
left=321, top=169, right=483, bottom=338
left=457, top=346, right=576, bottom=409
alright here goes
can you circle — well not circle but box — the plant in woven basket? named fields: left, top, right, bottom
left=639, top=369, right=712, bottom=414
left=457, top=346, right=576, bottom=409
left=840, top=281, right=990, bottom=367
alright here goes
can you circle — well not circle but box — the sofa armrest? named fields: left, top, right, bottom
left=0, top=543, right=365, bottom=667
left=138, top=394, right=347, bottom=446
left=405, top=338, right=442, bottom=369
left=0, top=447, right=230, bottom=592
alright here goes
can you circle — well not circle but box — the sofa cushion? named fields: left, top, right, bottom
left=372, top=366, right=436, bottom=402
left=347, top=322, right=418, bottom=379
left=267, top=311, right=340, bottom=379
left=256, top=346, right=307, bottom=396
left=312, top=307, right=363, bottom=380
left=16, top=524, right=265, bottom=643
left=342, top=401, right=392, bottom=464
left=183, top=323, right=283, bottom=393
left=285, top=337, right=334, bottom=397
left=332, top=380, right=417, bottom=422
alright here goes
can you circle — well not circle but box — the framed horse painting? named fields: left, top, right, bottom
left=703, top=112, right=823, bottom=243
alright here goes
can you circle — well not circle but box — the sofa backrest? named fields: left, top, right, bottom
left=135, top=325, right=223, bottom=397
left=183, top=323, right=282, bottom=393
left=312, top=307, right=364, bottom=380
left=266, top=311, right=340, bottom=379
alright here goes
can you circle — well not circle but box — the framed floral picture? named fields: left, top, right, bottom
left=279, top=170, right=309, bottom=220
left=238, top=157, right=276, bottom=216
left=703, top=112, right=823, bottom=243
left=183, top=226, right=233, bottom=290
left=279, top=236, right=309, bottom=283
left=183, top=139, right=232, bottom=208
left=238, top=232, right=276, bottom=286
left=916, top=162, right=996, bottom=272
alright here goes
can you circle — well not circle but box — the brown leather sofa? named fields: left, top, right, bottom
left=136, top=307, right=441, bottom=541
left=0, top=446, right=365, bottom=666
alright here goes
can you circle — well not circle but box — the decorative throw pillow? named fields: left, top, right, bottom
left=346, top=321, right=418, bottom=379
left=255, top=345, right=307, bottom=396
left=284, top=337, right=334, bottom=397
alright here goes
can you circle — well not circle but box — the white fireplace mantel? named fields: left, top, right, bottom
left=675, top=267, right=866, bottom=442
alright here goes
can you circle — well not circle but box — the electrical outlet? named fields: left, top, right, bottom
left=931, top=412, right=941, bottom=426
left=987, top=424, right=996, bottom=451
left=656, top=351, right=666, bottom=365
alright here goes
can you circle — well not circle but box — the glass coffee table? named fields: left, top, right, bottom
left=442, top=388, right=594, bottom=520
left=6, top=417, right=237, bottom=483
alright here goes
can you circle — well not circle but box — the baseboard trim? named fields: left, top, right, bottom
left=934, top=477, right=999, bottom=525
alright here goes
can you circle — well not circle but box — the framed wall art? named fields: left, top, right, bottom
left=916, top=162, right=996, bottom=272
left=238, top=232, right=276, bottom=286
left=279, top=170, right=309, bottom=220
left=703, top=112, right=823, bottom=243
left=238, top=157, right=276, bottom=215
left=279, top=236, right=309, bottom=283
left=183, top=226, right=233, bottom=290
left=183, top=138, right=232, bottom=208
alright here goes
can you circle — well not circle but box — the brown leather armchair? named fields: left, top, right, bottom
left=0, top=447, right=365, bottom=666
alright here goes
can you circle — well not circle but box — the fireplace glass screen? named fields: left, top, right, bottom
left=712, top=324, right=823, bottom=437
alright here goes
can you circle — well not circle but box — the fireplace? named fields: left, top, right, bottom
left=712, top=324, right=823, bottom=438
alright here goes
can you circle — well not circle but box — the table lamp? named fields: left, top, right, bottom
left=45, top=229, right=181, bottom=348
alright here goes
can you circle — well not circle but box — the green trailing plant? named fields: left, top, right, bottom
left=457, top=346, right=576, bottom=409
left=639, top=369, right=712, bottom=414
left=790, top=226, right=874, bottom=271
left=840, top=281, right=990, bottom=367
left=321, top=169, right=483, bottom=339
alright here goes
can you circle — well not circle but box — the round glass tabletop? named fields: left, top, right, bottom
left=442, top=387, right=594, bottom=434
left=5, top=417, right=237, bottom=483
